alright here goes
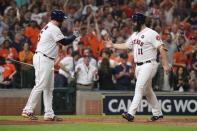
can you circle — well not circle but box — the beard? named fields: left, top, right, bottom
left=58, top=21, right=63, bottom=28
left=133, top=23, right=142, bottom=32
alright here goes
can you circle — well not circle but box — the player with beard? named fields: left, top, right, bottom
left=21, top=10, right=80, bottom=121
left=106, top=12, right=171, bottom=121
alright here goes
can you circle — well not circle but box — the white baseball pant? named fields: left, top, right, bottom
left=128, top=61, right=163, bottom=116
left=23, top=52, right=55, bottom=118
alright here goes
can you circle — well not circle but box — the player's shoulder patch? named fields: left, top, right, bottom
left=156, top=35, right=161, bottom=41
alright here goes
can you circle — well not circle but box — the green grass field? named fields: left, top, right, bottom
left=1, top=123, right=197, bottom=131
left=0, top=115, right=197, bottom=131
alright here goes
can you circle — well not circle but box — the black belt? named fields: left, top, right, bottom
left=136, top=60, right=151, bottom=66
left=35, top=52, right=55, bottom=60
left=77, top=83, right=92, bottom=86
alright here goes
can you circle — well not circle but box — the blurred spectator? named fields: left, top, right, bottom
left=160, top=0, right=176, bottom=25
left=164, top=32, right=176, bottom=65
left=111, top=26, right=120, bottom=43
left=173, top=66, right=189, bottom=92
left=114, top=52, right=134, bottom=90
left=0, top=29, right=10, bottom=45
left=191, top=51, right=197, bottom=71
left=0, top=56, right=6, bottom=88
left=188, top=69, right=197, bottom=92
left=19, top=43, right=33, bottom=64
left=82, top=0, right=98, bottom=19
left=98, top=58, right=115, bottom=90
left=75, top=52, right=98, bottom=90
left=173, top=0, right=190, bottom=21
left=152, top=63, right=164, bottom=91
left=173, top=43, right=187, bottom=70
left=162, top=32, right=175, bottom=91
left=183, top=35, right=196, bottom=69
left=98, top=48, right=117, bottom=68
left=3, top=1, right=20, bottom=28
left=76, top=41, right=85, bottom=56
left=11, top=32, right=24, bottom=52
left=54, top=46, right=74, bottom=87
left=0, top=39, right=18, bottom=60
left=80, top=12, right=105, bottom=58
left=31, top=7, right=47, bottom=25
left=20, top=10, right=31, bottom=26
left=0, top=1, right=9, bottom=15
left=64, top=0, right=83, bottom=31
left=103, top=14, right=118, bottom=32
left=78, top=26, right=90, bottom=47
left=0, top=16, right=8, bottom=35
left=54, top=45, right=66, bottom=72
left=170, top=24, right=179, bottom=40
left=18, top=43, right=34, bottom=88
left=1, top=57, right=17, bottom=88
left=77, top=48, right=97, bottom=67
left=19, top=27, right=32, bottom=46
left=25, top=20, right=40, bottom=52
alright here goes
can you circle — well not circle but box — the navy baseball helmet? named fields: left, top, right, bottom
left=51, top=10, right=67, bottom=22
left=132, top=12, right=146, bottom=24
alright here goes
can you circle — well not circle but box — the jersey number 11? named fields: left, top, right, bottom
left=138, top=48, right=143, bottom=55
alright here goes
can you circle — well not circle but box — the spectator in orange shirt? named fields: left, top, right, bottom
left=1, top=57, right=16, bottom=88
left=173, top=45, right=187, bottom=71
left=0, top=39, right=18, bottom=60
left=79, top=27, right=90, bottom=47
left=25, top=20, right=40, bottom=52
left=19, top=43, right=33, bottom=64
left=19, top=43, right=34, bottom=88
left=183, top=35, right=196, bottom=68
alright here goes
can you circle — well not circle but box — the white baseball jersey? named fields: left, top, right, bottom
left=36, top=22, right=65, bottom=58
left=75, top=63, right=97, bottom=85
left=125, top=27, right=163, bottom=63
left=126, top=27, right=163, bottom=117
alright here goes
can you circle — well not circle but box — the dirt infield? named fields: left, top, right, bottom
left=0, top=116, right=197, bottom=126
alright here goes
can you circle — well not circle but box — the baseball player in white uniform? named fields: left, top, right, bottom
left=107, top=13, right=171, bottom=121
left=21, top=10, right=79, bottom=121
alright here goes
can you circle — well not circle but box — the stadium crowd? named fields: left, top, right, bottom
left=0, top=0, right=196, bottom=92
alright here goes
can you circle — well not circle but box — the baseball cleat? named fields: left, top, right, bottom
left=150, top=115, right=163, bottom=121
left=44, top=116, right=63, bottom=121
left=122, top=112, right=134, bottom=122
left=21, top=111, right=38, bottom=120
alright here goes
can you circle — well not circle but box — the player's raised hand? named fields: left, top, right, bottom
left=73, top=30, right=80, bottom=38
left=72, top=27, right=80, bottom=38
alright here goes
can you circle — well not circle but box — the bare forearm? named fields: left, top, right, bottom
left=113, top=43, right=128, bottom=50
left=159, top=45, right=171, bottom=74
left=159, top=48, right=169, bottom=66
